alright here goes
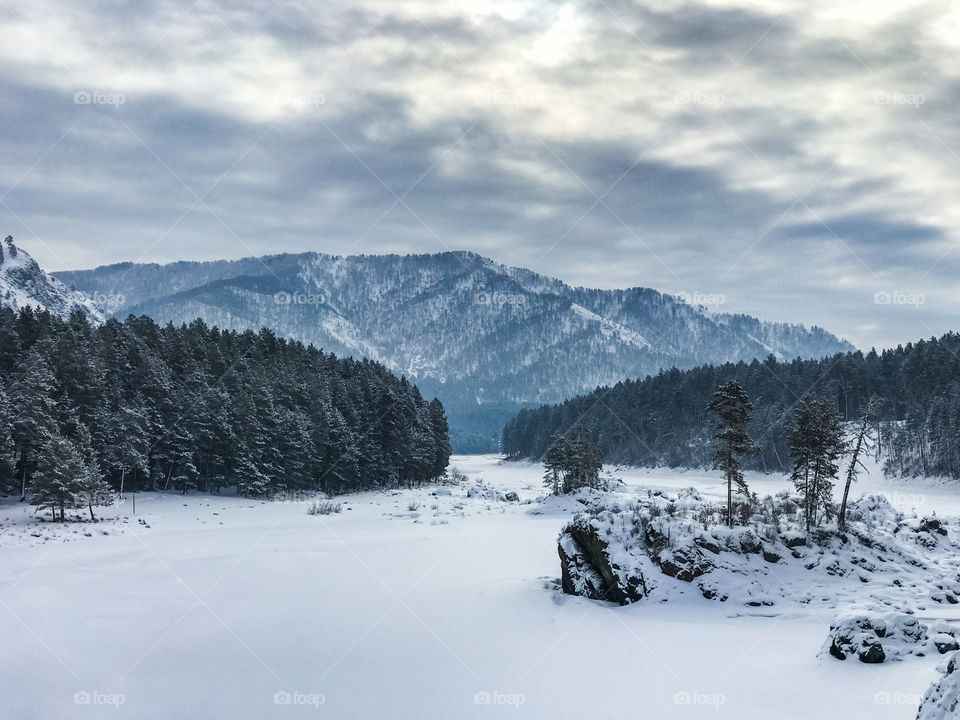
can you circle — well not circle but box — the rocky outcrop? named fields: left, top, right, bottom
left=822, top=615, right=959, bottom=664
left=558, top=515, right=648, bottom=605
left=917, top=652, right=960, bottom=720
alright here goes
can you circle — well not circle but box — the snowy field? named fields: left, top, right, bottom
left=0, top=455, right=956, bottom=719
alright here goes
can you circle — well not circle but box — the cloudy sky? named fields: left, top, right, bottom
left=1, top=0, right=958, bottom=348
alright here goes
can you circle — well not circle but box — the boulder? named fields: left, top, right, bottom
left=558, top=517, right=647, bottom=605
left=920, top=517, right=949, bottom=537
left=503, top=491, right=519, bottom=502
left=822, top=615, right=958, bottom=664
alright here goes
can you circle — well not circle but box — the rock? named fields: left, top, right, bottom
left=917, top=652, right=960, bottom=720
left=737, top=530, right=762, bottom=555
left=920, top=517, right=949, bottom=537
left=781, top=533, right=807, bottom=549
left=644, top=524, right=712, bottom=582
left=822, top=615, right=955, bottom=664
left=503, top=492, right=519, bottom=502
left=859, top=642, right=886, bottom=664
left=557, top=516, right=647, bottom=605
left=761, top=546, right=782, bottom=564
left=694, top=536, right=721, bottom=555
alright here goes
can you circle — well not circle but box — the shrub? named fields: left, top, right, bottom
left=307, top=500, right=342, bottom=516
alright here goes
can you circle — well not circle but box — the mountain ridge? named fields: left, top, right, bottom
left=53, top=249, right=854, bottom=451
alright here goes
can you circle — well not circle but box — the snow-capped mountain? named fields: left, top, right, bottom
left=0, top=237, right=105, bottom=322
left=56, top=251, right=853, bottom=450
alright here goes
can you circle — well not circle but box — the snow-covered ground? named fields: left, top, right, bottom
left=0, top=455, right=955, bottom=719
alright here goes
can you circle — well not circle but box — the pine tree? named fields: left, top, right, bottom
left=789, top=398, right=846, bottom=531
left=9, top=349, right=59, bottom=500
left=565, top=427, right=603, bottom=493
left=839, top=397, right=879, bottom=531
left=29, top=433, right=85, bottom=521
left=707, top=380, right=759, bottom=527
left=543, top=434, right=571, bottom=495
left=428, top=398, right=452, bottom=480
left=68, top=421, right=113, bottom=521
left=0, top=380, right=15, bottom=495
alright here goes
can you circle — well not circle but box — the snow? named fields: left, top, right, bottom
left=0, top=240, right=105, bottom=322
left=0, top=455, right=954, bottom=718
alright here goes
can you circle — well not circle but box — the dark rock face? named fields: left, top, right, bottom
left=558, top=518, right=647, bottom=605
left=761, top=546, right=782, bottom=564
left=919, top=517, right=948, bottom=537
left=503, top=491, right=519, bottom=502
left=859, top=643, right=886, bottom=664
left=644, top=524, right=714, bottom=582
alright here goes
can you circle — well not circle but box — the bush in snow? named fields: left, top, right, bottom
left=307, top=501, right=342, bottom=516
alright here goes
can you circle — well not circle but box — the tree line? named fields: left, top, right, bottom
left=0, top=307, right=451, bottom=518
left=502, top=332, right=960, bottom=479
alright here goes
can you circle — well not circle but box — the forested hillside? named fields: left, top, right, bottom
left=0, top=307, right=450, bottom=504
left=502, top=333, right=960, bottom=479
left=57, top=251, right=852, bottom=452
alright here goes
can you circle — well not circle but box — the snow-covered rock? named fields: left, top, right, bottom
left=0, top=236, right=104, bottom=322
left=821, top=614, right=959, bottom=663
left=918, top=652, right=960, bottom=720
left=557, top=490, right=960, bottom=612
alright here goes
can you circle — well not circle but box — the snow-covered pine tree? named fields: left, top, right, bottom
left=9, top=349, right=59, bottom=501
left=427, top=398, right=452, bottom=481
left=543, top=434, right=571, bottom=495
left=29, top=433, right=86, bottom=521
left=0, top=380, right=15, bottom=495
left=789, top=398, right=846, bottom=531
left=839, top=396, right=879, bottom=531
left=67, top=421, right=113, bottom=521
left=707, top=380, right=759, bottom=527
left=565, top=427, right=603, bottom=493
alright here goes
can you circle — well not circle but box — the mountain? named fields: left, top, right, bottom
left=55, top=251, right=854, bottom=451
left=0, top=236, right=105, bottom=322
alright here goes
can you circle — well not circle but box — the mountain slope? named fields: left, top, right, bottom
left=56, top=251, right=853, bottom=450
left=0, top=237, right=104, bottom=322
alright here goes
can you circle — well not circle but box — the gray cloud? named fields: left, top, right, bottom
left=0, top=0, right=958, bottom=350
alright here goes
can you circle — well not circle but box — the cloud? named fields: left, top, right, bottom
left=0, top=0, right=958, bottom=349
